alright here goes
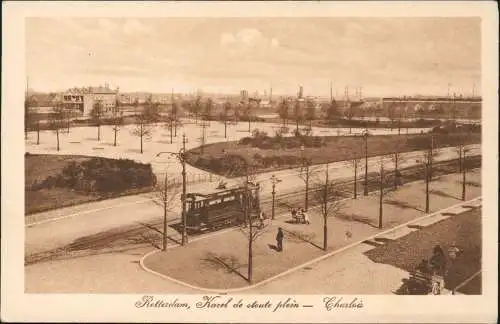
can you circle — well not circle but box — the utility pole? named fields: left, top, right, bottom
left=199, top=122, right=209, bottom=155
left=323, top=163, right=329, bottom=251
left=270, top=174, right=279, bottom=220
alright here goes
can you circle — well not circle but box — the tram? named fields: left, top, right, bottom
left=184, top=182, right=261, bottom=233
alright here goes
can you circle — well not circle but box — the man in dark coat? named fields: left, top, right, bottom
left=276, top=227, right=284, bottom=252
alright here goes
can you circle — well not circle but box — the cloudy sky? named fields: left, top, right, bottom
left=26, top=17, right=481, bottom=97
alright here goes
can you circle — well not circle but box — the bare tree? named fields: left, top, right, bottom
left=90, top=100, right=104, bottom=141
left=238, top=180, right=268, bottom=285
left=131, top=113, right=154, bottom=154
left=48, top=102, right=66, bottom=151
left=416, top=135, right=438, bottom=213
left=278, top=99, right=289, bottom=126
left=111, top=102, right=123, bottom=147
left=348, top=157, right=361, bottom=199
left=204, top=98, right=214, bottom=120
left=143, top=96, right=160, bottom=124
left=24, top=95, right=31, bottom=140
left=220, top=101, right=232, bottom=139
left=294, top=100, right=303, bottom=134
left=298, top=156, right=313, bottom=211
left=244, top=101, right=253, bottom=133
left=312, top=163, right=344, bottom=251
left=171, top=101, right=181, bottom=137
left=390, top=139, right=406, bottom=190
left=25, top=96, right=40, bottom=143
left=164, top=114, right=176, bottom=144
left=152, top=172, right=181, bottom=251
left=305, top=98, right=316, bottom=128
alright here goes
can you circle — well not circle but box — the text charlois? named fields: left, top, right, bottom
left=323, top=297, right=364, bottom=310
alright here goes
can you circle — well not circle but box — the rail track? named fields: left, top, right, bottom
left=25, top=155, right=481, bottom=266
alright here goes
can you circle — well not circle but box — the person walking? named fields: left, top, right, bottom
left=276, top=227, right=284, bottom=252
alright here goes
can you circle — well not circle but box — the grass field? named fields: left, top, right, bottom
left=186, top=133, right=481, bottom=177
left=364, top=208, right=481, bottom=294
left=24, top=154, right=154, bottom=215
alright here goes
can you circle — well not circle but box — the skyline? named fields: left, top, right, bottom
left=26, top=17, right=481, bottom=97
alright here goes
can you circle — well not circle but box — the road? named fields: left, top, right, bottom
left=25, top=144, right=480, bottom=261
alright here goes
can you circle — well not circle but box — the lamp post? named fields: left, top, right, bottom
left=157, top=133, right=188, bottom=245
left=362, top=129, right=370, bottom=196
left=270, top=174, right=282, bottom=220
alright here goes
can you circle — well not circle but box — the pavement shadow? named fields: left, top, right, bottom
left=429, top=189, right=459, bottom=201
left=384, top=199, right=424, bottom=213
left=201, top=252, right=249, bottom=283
left=267, top=244, right=280, bottom=252
left=282, top=228, right=322, bottom=250
left=336, top=212, right=379, bottom=229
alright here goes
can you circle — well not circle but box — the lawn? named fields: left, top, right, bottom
left=185, top=132, right=481, bottom=177
left=364, top=207, right=482, bottom=293
left=24, top=154, right=154, bottom=215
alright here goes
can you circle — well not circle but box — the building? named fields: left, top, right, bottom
left=61, top=83, right=118, bottom=116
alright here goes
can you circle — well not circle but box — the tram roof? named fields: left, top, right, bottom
left=186, top=182, right=259, bottom=201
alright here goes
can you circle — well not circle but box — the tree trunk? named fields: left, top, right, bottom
left=305, top=165, right=309, bottom=210
left=56, top=128, right=60, bottom=151
left=425, top=165, right=430, bottom=213
left=248, top=119, right=251, bottom=133
left=248, top=228, right=253, bottom=284
left=170, top=123, right=173, bottom=144
left=97, top=124, right=101, bottom=141
left=163, top=179, right=168, bottom=251
left=36, top=120, right=40, bottom=145
left=140, top=123, right=143, bottom=154
left=462, top=155, right=466, bottom=201
left=114, top=129, right=117, bottom=146
left=394, top=153, right=399, bottom=190
left=224, top=120, right=227, bottom=138
left=323, top=217, right=328, bottom=251
left=354, top=159, right=357, bottom=199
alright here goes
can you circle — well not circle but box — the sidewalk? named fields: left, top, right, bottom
left=142, top=169, right=481, bottom=290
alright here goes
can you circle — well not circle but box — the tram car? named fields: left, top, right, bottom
left=184, top=182, right=261, bottom=233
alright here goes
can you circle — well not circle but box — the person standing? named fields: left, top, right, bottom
left=276, top=227, right=284, bottom=252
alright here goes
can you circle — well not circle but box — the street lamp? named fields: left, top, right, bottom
left=157, top=133, right=188, bottom=245
left=362, top=129, right=370, bottom=196
left=270, top=174, right=282, bottom=220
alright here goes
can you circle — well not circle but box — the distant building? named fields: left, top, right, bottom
left=61, top=83, right=118, bottom=116
left=240, top=90, right=249, bottom=103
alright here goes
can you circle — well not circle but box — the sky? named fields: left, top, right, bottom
left=25, top=17, right=481, bottom=97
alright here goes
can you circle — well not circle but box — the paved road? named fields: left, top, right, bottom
left=25, top=144, right=480, bottom=258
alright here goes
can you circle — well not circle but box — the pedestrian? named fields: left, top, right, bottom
left=258, top=211, right=265, bottom=228
left=276, top=227, right=284, bottom=252
left=429, top=245, right=446, bottom=276
left=303, top=210, right=310, bottom=224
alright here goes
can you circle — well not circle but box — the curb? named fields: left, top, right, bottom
left=139, top=196, right=482, bottom=294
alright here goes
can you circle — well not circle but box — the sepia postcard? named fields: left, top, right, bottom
left=1, top=1, right=498, bottom=323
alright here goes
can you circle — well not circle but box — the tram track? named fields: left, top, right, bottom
left=25, top=155, right=481, bottom=266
